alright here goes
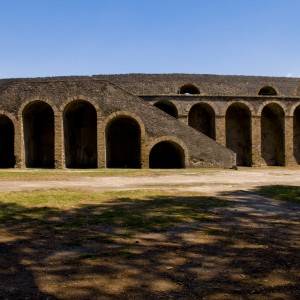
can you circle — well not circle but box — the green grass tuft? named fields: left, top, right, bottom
left=0, top=189, right=230, bottom=234
left=255, top=185, right=300, bottom=204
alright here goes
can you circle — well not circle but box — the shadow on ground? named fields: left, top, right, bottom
left=0, top=185, right=299, bottom=299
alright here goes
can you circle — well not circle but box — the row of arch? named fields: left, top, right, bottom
left=178, top=84, right=278, bottom=96
left=0, top=100, right=186, bottom=169
left=154, top=100, right=300, bottom=166
left=190, top=102, right=289, bottom=166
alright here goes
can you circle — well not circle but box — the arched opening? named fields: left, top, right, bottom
left=23, top=101, right=55, bottom=168
left=259, top=86, right=277, bottom=96
left=261, top=103, right=285, bottom=166
left=106, top=116, right=141, bottom=168
left=64, top=100, right=97, bottom=168
left=153, top=101, right=178, bottom=118
left=226, top=103, right=252, bottom=166
left=179, top=84, right=200, bottom=95
left=0, top=115, right=15, bottom=168
left=293, top=105, right=300, bottom=164
left=188, top=103, right=215, bottom=139
left=149, top=141, right=185, bottom=169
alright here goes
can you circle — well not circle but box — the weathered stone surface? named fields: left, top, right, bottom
left=1, top=73, right=300, bottom=168
left=0, top=77, right=235, bottom=169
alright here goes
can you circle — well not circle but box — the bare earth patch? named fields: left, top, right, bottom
left=0, top=168, right=299, bottom=299
left=0, top=167, right=300, bottom=193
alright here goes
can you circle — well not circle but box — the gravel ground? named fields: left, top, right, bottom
left=0, top=168, right=300, bottom=193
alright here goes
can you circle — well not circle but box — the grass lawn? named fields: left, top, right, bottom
left=0, top=189, right=238, bottom=299
left=0, top=181, right=299, bottom=299
left=255, top=185, right=300, bottom=204
left=0, top=189, right=229, bottom=234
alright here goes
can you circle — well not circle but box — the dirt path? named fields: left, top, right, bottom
left=1, top=168, right=300, bottom=193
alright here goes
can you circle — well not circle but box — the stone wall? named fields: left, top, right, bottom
left=0, top=78, right=235, bottom=169
left=1, top=73, right=300, bottom=169
left=95, top=74, right=300, bottom=97
left=142, top=95, right=300, bottom=167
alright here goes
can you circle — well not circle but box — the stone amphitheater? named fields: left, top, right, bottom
left=0, top=73, right=300, bottom=169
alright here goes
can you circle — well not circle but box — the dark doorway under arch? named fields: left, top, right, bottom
left=106, top=117, right=141, bottom=168
left=226, top=103, right=252, bottom=166
left=188, top=103, right=215, bottom=139
left=154, top=101, right=178, bottom=118
left=259, top=86, right=277, bottom=96
left=149, top=141, right=185, bottom=169
left=64, top=101, right=97, bottom=168
left=23, top=101, right=55, bottom=168
left=0, top=115, right=15, bottom=168
left=261, top=103, right=285, bottom=166
left=293, top=106, right=300, bottom=164
left=179, top=84, right=200, bottom=95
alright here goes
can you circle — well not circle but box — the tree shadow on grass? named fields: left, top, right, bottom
left=0, top=188, right=299, bottom=299
left=253, top=185, right=300, bottom=205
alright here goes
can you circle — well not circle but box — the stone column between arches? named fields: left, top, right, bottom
left=140, top=134, right=148, bottom=168
left=17, top=113, right=26, bottom=168
left=285, top=115, right=296, bottom=166
left=215, top=115, right=226, bottom=146
left=54, top=112, right=64, bottom=168
left=251, top=116, right=263, bottom=166
left=14, top=118, right=22, bottom=168
left=178, top=115, right=188, bottom=125
left=97, top=115, right=105, bottom=168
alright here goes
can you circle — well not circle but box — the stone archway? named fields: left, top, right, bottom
left=149, top=141, right=185, bottom=169
left=106, top=116, right=141, bottom=168
left=259, top=86, right=277, bottom=96
left=23, top=101, right=55, bottom=168
left=153, top=101, right=178, bottom=118
left=261, top=103, right=285, bottom=166
left=0, top=115, right=15, bottom=168
left=64, top=100, right=97, bottom=168
left=226, top=103, right=252, bottom=166
left=188, top=103, right=215, bottom=139
left=179, top=84, right=200, bottom=95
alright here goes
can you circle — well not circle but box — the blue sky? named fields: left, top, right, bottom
left=0, top=0, right=299, bottom=78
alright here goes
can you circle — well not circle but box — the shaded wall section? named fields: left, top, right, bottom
left=293, top=106, right=300, bottom=164
left=188, top=103, right=215, bottom=139
left=0, top=115, right=15, bottom=168
left=261, top=104, right=285, bottom=166
left=149, top=141, right=185, bottom=169
left=153, top=101, right=178, bottom=118
left=226, top=103, right=252, bottom=166
left=106, top=117, right=141, bottom=168
left=64, top=101, right=97, bottom=168
left=23, top=101, right=54, bottom=168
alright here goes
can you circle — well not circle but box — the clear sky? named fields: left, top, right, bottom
left=0, top=0, right=300, bottom=78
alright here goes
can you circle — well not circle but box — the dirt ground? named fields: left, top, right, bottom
left=0, top=168, right=299, bottom=299
left=1, top=167, right=300, bottom=193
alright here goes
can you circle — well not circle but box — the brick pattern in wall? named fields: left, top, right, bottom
left=1, top=74, right=300, bottom=169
